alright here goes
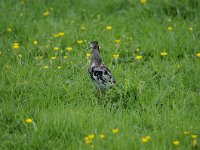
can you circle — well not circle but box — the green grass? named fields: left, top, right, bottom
left=0, top=0, right=200, bottom=149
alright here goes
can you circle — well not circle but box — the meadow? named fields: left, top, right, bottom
left=0, top=0, right=200, bottom=149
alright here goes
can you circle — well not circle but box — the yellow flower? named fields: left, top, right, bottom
left=44, top=65, right=49, bottom=69
left=184, top=131, right=190, bottom=135
left=106, top=25, right=112, bottom=30
left=84, top=135, right=93, bottom=144
left=192, top=139, right=197, bottom=147
left=7, top=27, right=12, bottom=32
left=142, top=137, right=148, bottom=143
left=173, top=140, right=180, bottom=146
left=168, top=18, right=172, bottom=22
left=77, top=40, right=83, bottom=45
left=13, top=42, right=20, bottom=49
left=53, top=32, right=64, bottom=37
left=57, top=66, right=62, bottom=69
left=51, top=56, right=56, bottom=60
left=115, top=39, right=121, bottom=44
left=189, top=27, right=193, bottom=31
left=54, top=47, right=59, bottom=51
left=25, top=118, right=32, bottom=124
left=140, top=0, right=147, bottom=4
left=112, top=128, right=119, bottom=134
left=160, top=52, right=168, bottom=56
left=84, top=137, right=89, bottom=141
left=191, top=134, right=197, bottom=139
left=145, top=135, right=151, bottom=140
left=58, top=32, right=64, bottom=36
left=85, top=139, right=92, bottom=144
left=142, top=136, right=151, bottom=143
left=196, top=53, right=200, bottom=57
left=18, top=54, right=22, bottom=58
left=99, top=134, right=105, bottom=139
left=168, top=26, right=173, bottom=31
left=113, top=54, right=119, bottom=59
left=63, top=56, right=67, bottom=59
left=136, top=55, right=143, bottom=60
left=33, top=40, right=38, bottom=45
left=43, top=11, right=49, bottom=16
left=86, top=53, right=91, bottom=57
left=66, top=47, right=73, bottom=52
left=88, top=134, right=95, bottom=140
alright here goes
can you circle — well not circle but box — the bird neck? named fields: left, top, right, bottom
left=91, top=48, right=102, bottom=66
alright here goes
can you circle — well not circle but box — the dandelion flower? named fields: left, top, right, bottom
left=13, top=42, right=20, bottom=49
left=85, top=140, right=92, bottom=144
left=136, top=55, right=143, bottom=60
left=106, top=25, right=112, bottom=30
left=184, top=131, right=190, bottom=135
left=140, top=0, right=147, bottom=5
left=66, top=47, right=73, bottom=52
left=168, top=26, right=173, bottom=31
left=51, top=56, right=56, bottom=60
left=54, top=47, right=59, bottom=51
left=7, top=27, right=12, bottom=32
left=191, top=134, right=197, bottom=139
left=99, top=134, right=105, bottom=139
left=43, top=11, right=49, bottom=16
left=160, top=52, right=168, bottom=56
left=44, top=65, right=49, bottom=69
left=86, top=53, right=91, bottom=57
left=189, top=27, right=193, bottom=31
left=173, top=140, right=180, bottom=146
left=115, top=40, right=121, bottom=44
left=113, top=54, right=119, bottom=59
left=196, top=53, right=200, bottom=58
left=84, top=136, right=93, bottom=144
left=25, top=118, right=33, bottom=124
left=146, top=135, right=151, bottom=140
left=33, top=40, right=38, bottom=45
left=58, top=66, right=62, bottom=69
left=58, top=32, right=64, bottom=36
left=63, top=56, right=67, bottom=59
left=88, top=134, right=95, bottom=140
left=142, top=137, right=148, bottom=143
left=77, top=40, right=83, bottom=45
left=84, top=137, right=89, bottom=141
left=112, top=128, right=119, bottom=134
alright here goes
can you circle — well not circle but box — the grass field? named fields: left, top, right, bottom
left=0, top=0, right=200, bottom=149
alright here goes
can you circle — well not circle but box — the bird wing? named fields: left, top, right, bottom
left=89, top=65, right=115, bottom=85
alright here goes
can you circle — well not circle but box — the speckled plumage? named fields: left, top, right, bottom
left=88, top=41, right=115, bottom=89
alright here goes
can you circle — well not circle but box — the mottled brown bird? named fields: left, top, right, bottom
left=88, top=41, right=115, bottom=89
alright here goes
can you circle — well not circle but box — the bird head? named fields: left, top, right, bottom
left=90, top=41, right=99, bottom=50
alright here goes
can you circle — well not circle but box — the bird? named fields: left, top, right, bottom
left=88, top=41, right=116, bottom=89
